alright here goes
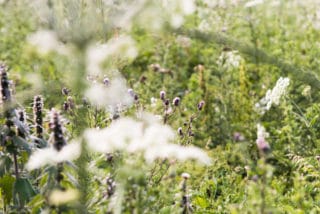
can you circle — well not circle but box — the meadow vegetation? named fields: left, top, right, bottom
left=1, top=0, right=320, bottom=213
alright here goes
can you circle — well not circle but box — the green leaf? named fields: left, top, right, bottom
left=27, top=194, right=44, bottom=214
left=0, top=174, right=15, bottom=205
left=0, top=154, right=12, bottom=176
left=12, top=136, right=31, bottom=153
left=194, top=196, right=210, bottom=208
left=14, top=178, right=36, bottom=206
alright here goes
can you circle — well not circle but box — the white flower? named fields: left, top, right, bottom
left=176, top=36, right=192, bottom=48
left=162, top=0, right=195, bottom=28
left=244, top=0, right=264, bottom=8
left=49, top=189, right=79, bottom=206
left=85, top=115, right=211, bottom=165
left=27, top=30, right=68, bottom=55
left=84, top=76, right=134, bottom=111
left=150, top=97, right=157, bottom=107
left=255, top=77, right=290, bottom=114
left=217, top=50, right=242, bottom=69
left=26, top=142, right=81, bottom=170
left=162, top=0, right=195, bottom=15
left=86, top=35, right=138, bottom=75
left=85, top=118, right=142, bottom=153
left=144, top=144, right=211, bottom=165
left=257, top=124, right=269, bottom=139
left=181, top=172, right=190, bottom=179
left=256, top=124, right=270, bottom=153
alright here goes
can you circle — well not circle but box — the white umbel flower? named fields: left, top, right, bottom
left=85, top=115, right=211, bottom=165
left=257, top=123, right=269, bottom=139
left=244, top=0, right=264, bottom=8
left=26, top=141, right=81, bottom=170
left=255, top=77, right=290, bottom=114
left=27, top=30, right=68, bottom=55
left=217, top=50, right=242, bottom=69
left=85, top=76, right=134, bottom=110
left=86, top=35, right=138, bottom=75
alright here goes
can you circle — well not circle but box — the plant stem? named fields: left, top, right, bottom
left=13, top=152, right=19, bottom=179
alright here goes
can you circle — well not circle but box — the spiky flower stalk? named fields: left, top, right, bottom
left=1, top=64, right=11, bottom=103
left=50, top=109, right=66, bottom=152
left=50, top=109, right=67, bottom=190
left=16, top=109, right=27, bottom=138
left=33, top=95, right=43, bottom=140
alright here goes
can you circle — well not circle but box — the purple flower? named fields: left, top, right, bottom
left=173, top=97, right=180, bottom=106
left=128, top=88, right=134, bottom=97
left=164, top=99, right=170, bottom=106
left=197, top=100, right=205, bottom=111
left=160, top=90, right=166, bottom=100
left=256, top=137, right=271, bottom=154
left=103, top=77, right=110, bottom=86
left=233, top=132, right=245, bottom=142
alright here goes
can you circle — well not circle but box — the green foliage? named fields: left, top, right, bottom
left=1, top=0, right=320, bottom=213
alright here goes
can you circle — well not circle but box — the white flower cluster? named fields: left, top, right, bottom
left=256, top=123, right=270, bottom=152
left=27, top=30, right=69, bottom=55
left=255, top=77, right=290, bottom=114
left=217, top=50, right=242, bottom=69
left=244, top=0, right=264, bottom=8
left=84, top=75, right=134, bottom=112
left=84, top=115, right=211, bottom=165
left=86, top=35, right=138, bottom=76
left=26, top=141, right=81, bottom=170
left=161, top=0, right=196, bottom=28
left=257, top=123, right=269, bottom=140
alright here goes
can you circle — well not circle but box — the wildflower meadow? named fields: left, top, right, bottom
left=1, top=0, right=320, bottom=213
